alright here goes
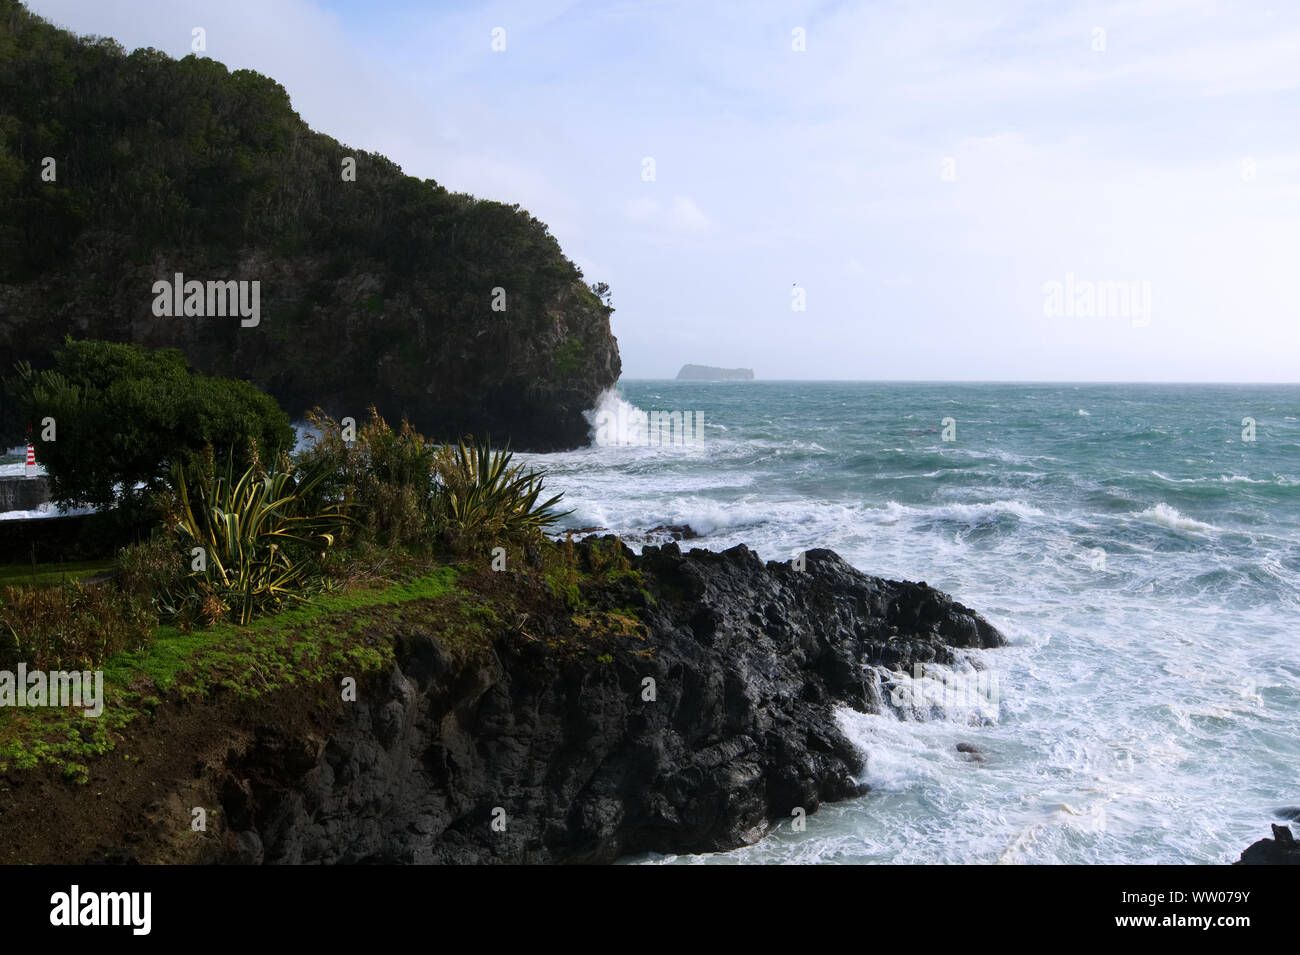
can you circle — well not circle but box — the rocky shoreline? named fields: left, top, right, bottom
left=0, top=538, right=1004, bottom=864
left=12, top=531, right=1290, bottom=865
left=209, top=541, right=1003, bottom=863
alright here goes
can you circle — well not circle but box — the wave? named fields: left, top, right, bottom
left=1133, top=502, right=1218, bottom=533
left=865, top=499, right=1046, bottom=525
left=1151, top=470, right=1295, bottom=487
left=582, top=388, right=718, bottom=450
left=584, top=388, right=650, bottom=447
left=0, top=502, right=96, bottom=521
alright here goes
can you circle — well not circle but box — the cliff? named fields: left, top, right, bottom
left=0, top=2, right=620, bottom=450
left=0, top=540, right=1004, bottom=864
left=676, top=364, right=754, bottom=381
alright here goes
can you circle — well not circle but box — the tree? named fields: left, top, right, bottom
left=7, top=338, right=294, bottom=510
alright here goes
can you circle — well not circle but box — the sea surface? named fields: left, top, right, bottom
left=517, top=381, right=1300, bottom=864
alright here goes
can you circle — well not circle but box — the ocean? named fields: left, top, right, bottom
left=518, top=381, right=1300, bottom=864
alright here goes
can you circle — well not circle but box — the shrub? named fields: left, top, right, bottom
left=6, top=339, right=294, bottom=511
left=0, top=582, right=153, bottom=671
left=162, top=454, right=348, bottom=625
left=296, top=407, right=437, bottom=551
left=116, top=534, right=188, bottom=603
left=433, top=437, right=570, bottom=552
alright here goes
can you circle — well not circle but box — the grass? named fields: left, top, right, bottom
left=0, top=535, right=652, bottom=784
left=0, top=564, right=463, bottom=779
left=0, top=559, right=115, bottom=589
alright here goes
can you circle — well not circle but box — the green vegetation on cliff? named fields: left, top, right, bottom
left=0, top=539, right=649, bottom=784
left=0, top=0, right=620, bottom=449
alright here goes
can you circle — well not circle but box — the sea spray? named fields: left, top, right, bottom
left=585, top=388, right=704, bottom=447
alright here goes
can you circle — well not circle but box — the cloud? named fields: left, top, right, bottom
left=624, top=197, right=661, bottom=222
left=669, top=196, right=710, bottom=232
left=622, top=195, right=710, bottom=232
left=24, top=0, right=1300, bottom=380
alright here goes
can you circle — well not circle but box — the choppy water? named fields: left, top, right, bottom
left=519, top=381, right=1300, bottom=864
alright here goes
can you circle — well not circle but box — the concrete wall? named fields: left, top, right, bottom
left=0, top=475, right=51, bottom=512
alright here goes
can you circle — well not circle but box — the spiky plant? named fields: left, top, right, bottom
left=166, top=457, right=349, bottom=625
left=434, top=437, right=570, bottom=550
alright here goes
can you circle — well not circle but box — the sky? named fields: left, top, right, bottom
left=24, top=0, right=1300, bottom=381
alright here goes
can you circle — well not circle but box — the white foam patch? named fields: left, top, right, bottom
left=1134, top=502, right=1217, bottom=533
left=0, top=502, right=95, bottom=521
left=864, top=499, right=1045, bottom=525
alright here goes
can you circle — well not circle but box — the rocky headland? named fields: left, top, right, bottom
left=0, top=3, right=619, bottom=451
left=0, top=540, right=1005, bottom=864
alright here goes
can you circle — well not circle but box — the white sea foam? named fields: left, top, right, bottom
left=552, top=382, right=1299, bottom=865
left=0, top=502, right=95, bottom=521
left=1134, top=502, right=1217, bottom=533
left=865, top=499, right=1045, bottom=524
left=584, top=388, right=699, bottom=447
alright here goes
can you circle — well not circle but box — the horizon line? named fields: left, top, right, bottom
left=621, top=378, right=1300, bottom=386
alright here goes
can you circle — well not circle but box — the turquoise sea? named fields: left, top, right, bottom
left=521, top=381, right=1300, bottom=864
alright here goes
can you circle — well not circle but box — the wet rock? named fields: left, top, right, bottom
left=214, top=542, right=1005, bottom=863
left=1235, top=824, right=1300, bottom=865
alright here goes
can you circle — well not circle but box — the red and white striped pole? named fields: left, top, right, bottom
left=24, top=442, right=36, bottom=478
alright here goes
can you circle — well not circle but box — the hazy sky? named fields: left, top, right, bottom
left=26, top=0, right=1300, bottom=381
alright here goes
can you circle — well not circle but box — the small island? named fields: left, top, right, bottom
left=675, top=364, right=754, bottom=381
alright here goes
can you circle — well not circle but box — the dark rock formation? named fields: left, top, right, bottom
left=213, top=543, right=1003, bottom=863
left=644, top=523, right=699, bottom=541
left=556, top=524, right=701, bottom=545
left=676, top=364, right=754, bottom=381
left=1235, top=824, right=1300, bottom=865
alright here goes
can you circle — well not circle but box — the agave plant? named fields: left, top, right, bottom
left=167, top=457, right=349, bottom=625
left=436, top=437, right=570, bottom=548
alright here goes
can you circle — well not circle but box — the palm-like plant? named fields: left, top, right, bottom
left=168, top=457, right=349, bottom=624
left=436, top=438, right=570, bottom=548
